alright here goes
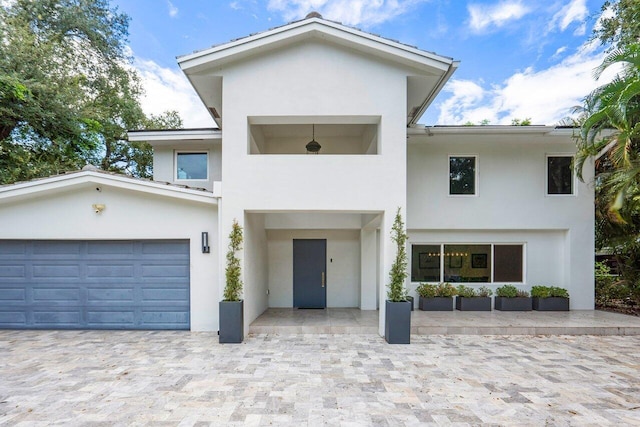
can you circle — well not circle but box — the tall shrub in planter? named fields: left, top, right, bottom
left=219, top=219, right=244, bottom=343
left=385, top=208, right=411, bottom=344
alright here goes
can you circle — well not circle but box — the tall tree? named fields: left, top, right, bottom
left=0, top=0, right=181, bottom=184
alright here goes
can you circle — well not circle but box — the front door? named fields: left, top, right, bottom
left=293, top=239, right=326, bottom=308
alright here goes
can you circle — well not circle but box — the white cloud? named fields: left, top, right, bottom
left=266, top=0, right=429, bottom=27
left=467, top=1, right=530, bottom=32
left=167, top=0, right=178, bottom=18
left=133, top=57, right=215, bottom=128
left=435, top=43, right=609, bottom=125
left=549, top=0, right=588, bottom=33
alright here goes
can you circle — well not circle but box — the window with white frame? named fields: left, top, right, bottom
left=449, top=155, right=477, bottom=195
left=176, top=152, right=208, bottom=180
left=411, top=243, right=524, bottom=283
left=547, top=155, right=573, bottom=195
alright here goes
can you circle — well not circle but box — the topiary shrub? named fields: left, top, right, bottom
left=223, top=219, right=243, bottom=302
left=387, top=208, right=408, bottom=302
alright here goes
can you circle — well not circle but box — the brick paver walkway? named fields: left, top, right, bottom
left=0, top=331, right=639, bottom=425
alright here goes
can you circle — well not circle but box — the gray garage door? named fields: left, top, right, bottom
left=0, top=240, right=190, bottom=330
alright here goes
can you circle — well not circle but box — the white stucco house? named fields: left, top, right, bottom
left=0, top=13, right=594, bottom=335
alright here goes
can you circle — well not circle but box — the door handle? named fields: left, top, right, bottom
left=321, top=272, right=325, bottom=287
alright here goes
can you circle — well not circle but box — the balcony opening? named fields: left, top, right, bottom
left=248, top=117, right=379, bottom=155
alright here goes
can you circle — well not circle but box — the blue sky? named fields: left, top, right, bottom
left=111, top=0, right=612, bottom=127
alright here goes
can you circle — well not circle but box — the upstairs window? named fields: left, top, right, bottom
left=449, top=155, right=477, bottom=195
left=176, top=152, right=208, bottom=180
left=547, top=155, right=573, bottom=195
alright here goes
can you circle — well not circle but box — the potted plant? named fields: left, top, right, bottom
left=455, top=285, right=492, bottom=311
left=385, top=208, right=411, bottom=344
left=531, top=285, right=570, bottom=311
left=494, top=285, right=532, bottom=311
left=416, top=282, right=457, bottom=311
left=219, top=219, right=244, bottom=343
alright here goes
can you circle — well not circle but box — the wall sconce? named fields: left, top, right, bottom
left=92, top=204, right=105, bottom=214
left=202, top=232, right=210, bottom=253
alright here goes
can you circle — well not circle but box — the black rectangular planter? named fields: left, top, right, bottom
left=385, top=300, right=411, bottom=344
left=456, top=297, right=492, bottom=311
left=533, top=297, right=569, bottom=311
left=407, top=296, right=414, bottom=311
left=219, top=300, right=244, bottom=343
left=494, top=296, right=532, bottom=311
left=419, top=296, right=454, bottom=311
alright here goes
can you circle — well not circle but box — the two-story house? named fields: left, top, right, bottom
left=0, top=14, right=594, bottom=336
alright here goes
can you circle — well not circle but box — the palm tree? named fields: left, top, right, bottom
left=575, top=43, right=640, bottom=222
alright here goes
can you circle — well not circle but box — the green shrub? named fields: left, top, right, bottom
left=495, top=285, right=518, bottom=298
left=477, top=286, right=493, bottom=297
left=416, top=283, right=437, bottom=298
left=456, top=285, right=476, bottom=298
left=437, top=282, right=457, bottom=297
left=595, top=261, right=629, bottom=305
left=516, top=289, right=530, bottom=298
left=531, top=285, right=569, bottom=298
left=456, top=285, right=492, bottom=297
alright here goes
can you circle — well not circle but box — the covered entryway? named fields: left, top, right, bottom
left=0, top=240, right=190, bottom=330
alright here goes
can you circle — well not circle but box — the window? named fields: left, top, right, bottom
left=547, top=156, right=573, bottom=195
left=411, top=245, right=441, bottom=282
left=176, top=152, right=208, bottom=180
left=449, top=156, right=476, bottom=195
left=411, top=243, right=524, bottom=283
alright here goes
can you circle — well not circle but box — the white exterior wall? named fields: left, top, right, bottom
left=407, top=133, right=595, bottom=309
left=266, top=229, right=361, bottom=308
left=0, top=184, right=219, bottom=330
left=217, top=40, right=409, bottom=334
left=243, top=213, right=269, bottom=332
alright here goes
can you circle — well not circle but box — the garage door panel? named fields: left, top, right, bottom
left=32, top=241, right=82, bottom=255
left=0, top=311, right=27, bottom=325
left=87, top=264, right=135, bottom=278
left=141, top=264, right=189, bottom=278
left=87, top=288, right=134, bottom=303
left=33, top=309, right=82, bottom=326
left=0, top=265, right=26, bottom=278
left=32, top=264, right=81, bottom=278
left=87, top=241, right=135, bottom=255
left=87, top=310, right=135, bottom=326
left=33, top=287, right=80, bottom=302
left=0, top=288, right=25, bottom=301
left=0, top=240, right=190, bottom=330
left=141, top=310, right=189, bottom=327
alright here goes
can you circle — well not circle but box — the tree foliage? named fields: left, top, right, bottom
left=387, top=208, right=408, bottom=302
left=593, top=0, right=640, bottom=52
left=575, top=1, right=640, bottom=303
left=0, top=0, right=181, bottom=184
left=224, top=219, right=244, bottom=302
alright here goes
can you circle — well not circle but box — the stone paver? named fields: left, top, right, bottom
left=0, top=331, right=639, bottom=426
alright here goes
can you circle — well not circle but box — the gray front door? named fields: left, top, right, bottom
left=293, top=239, right=326, bottom=308
left=0, top=240, right=190, bottom=330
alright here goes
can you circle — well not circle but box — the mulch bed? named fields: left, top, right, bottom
left=596, top=299, right=640, bottom=317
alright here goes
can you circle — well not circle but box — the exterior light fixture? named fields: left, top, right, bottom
left=202, top=232, right=210, bottom=253
left=306, top=124, right=321, bottom=154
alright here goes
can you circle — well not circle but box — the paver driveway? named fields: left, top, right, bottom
left=0, top=331, right=639, bottom=426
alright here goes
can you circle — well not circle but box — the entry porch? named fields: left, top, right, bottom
left=250, top=308, right=640, bottom=335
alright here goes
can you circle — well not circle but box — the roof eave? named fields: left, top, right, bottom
left=0, top=171, right=219, bottom=205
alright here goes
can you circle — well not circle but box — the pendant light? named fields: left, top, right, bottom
left=305, top=124, right=321, bottom=154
